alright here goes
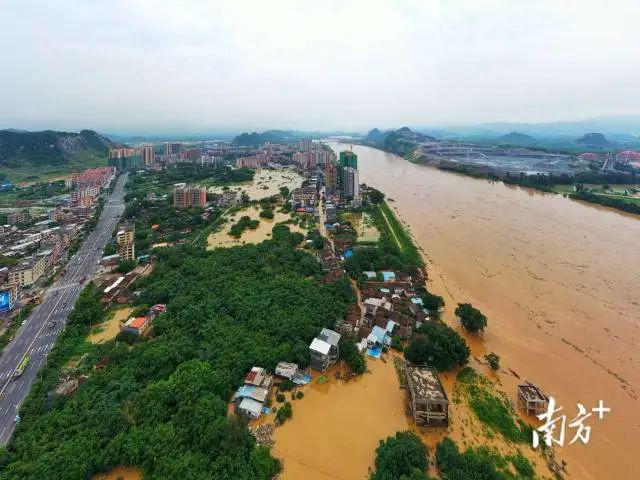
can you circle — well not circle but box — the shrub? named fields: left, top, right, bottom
left=275, top=402, right=292, bottom=424
left=259, top=209, right=274, bottom=219
left=485, top=352, right=500, bottom=370
left=279, top=379, right=295, bottom=392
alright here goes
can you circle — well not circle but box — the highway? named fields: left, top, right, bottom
left=0, top=173, right=128, bottom=445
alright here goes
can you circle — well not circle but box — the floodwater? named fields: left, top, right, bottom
left=206, top=206, right=304, bottom=249
left=207, top=169, right=303, bottom=200
left=91, top=466, right=142, bottom=480
left=329, top=143, right=640, bottom=479
left=271, top=359, right=410, bottom=480
left=87, top=307, right=133, bottom=344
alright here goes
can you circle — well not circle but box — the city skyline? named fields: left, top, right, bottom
left=1, top=1, right=640, bottom=133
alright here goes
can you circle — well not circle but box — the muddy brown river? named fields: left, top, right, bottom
left=326, top=143, right=640, bottom=479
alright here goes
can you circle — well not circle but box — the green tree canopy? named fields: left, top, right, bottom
left=455, top=303, right=487, bottom=333
left=404, top=322, right=470, bottom=371
left=371, top=431, right=430, bottom=480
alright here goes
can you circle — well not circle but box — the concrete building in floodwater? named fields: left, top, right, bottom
left=309, top=328, right=341, bottom=371
left=405, top=362, right=449, bottom=427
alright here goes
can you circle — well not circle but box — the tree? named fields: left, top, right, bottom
left=421, top=291, right=444, bottom=314
left=404, top=322, right=469, bottom=371
left=340, top=338, right=366, bottom=374
left=368, top=188, right=385, bottom=204
left=455, top=303, right=487, bottom=333
left=115, top=259, right=137, bottom=273
left=275, top=402, right=292, bottom=424
left=371, top=431, right=430, bottom=480
left=485, top=352, right=500, bottom=370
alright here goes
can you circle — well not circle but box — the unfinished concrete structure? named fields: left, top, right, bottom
left=517, top=382, right=549, bottom=416
left=405, top=362, right=449, bottom=427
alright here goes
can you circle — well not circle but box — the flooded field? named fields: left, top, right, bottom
left=91, top=466, right=142, bottom=480
left=329, top=143, right=640, bottom=479
left=270, top=359, right=409, bottom=480
left=87, top=306, right=133, bottom=344
left=208, top=168, right=303, bottom=200
left=340, top=211, right=380, bottom=242
left=269, top=355, right=553, bottom=479
left=207, top=206, right=304, bottom=249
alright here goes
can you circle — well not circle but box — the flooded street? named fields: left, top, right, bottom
left=328, top=143, right=640, bottom=479
left=271, top=359, right=410, bottom=480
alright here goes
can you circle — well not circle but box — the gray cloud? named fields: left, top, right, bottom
left=1, top=0, right=639, bottom=133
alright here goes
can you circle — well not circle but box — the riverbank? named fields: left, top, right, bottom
left=414, top=155, right=640, bottom=217
left=328, top=142, right=640, bottom=479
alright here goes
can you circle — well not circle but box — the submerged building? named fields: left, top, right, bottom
left=405, top=362, right=449, bottom=427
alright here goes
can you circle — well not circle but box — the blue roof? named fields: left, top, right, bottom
left=411, top=297, right=423, bottom=305
left=235, top=385, right=257, bottom=398
left=367, top=346, right=382, bottom=358
left=344, top=250, right=353, bottom=258
left=386, top=320, right=397, bottom=333
left=381, top=271, right=396, bottom=281
left=370, top=325, right=387, bottom=344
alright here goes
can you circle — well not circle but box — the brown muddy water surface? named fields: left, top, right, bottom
left=328, top=143, right=640, bottom=479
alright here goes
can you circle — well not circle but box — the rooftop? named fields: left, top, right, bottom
left=318, top=328, right=340, bottom=347
left=310, top=338, right=331, bottom=355
left=405, top=363, right=448, bottom=402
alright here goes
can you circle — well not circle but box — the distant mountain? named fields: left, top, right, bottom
left=0, top=129, right=112, bottom=167
left=233, top=130, right=317, bottom=147
left=496, top=132, right=536, bottom=145
left=417, top=115, right=640, bottom=140
left=362, top=127, right=436, bottom=155
left=575, top=132, right=610, bottom=148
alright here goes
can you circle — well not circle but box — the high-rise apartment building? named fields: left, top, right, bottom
left=173, top=184, right=207, bottom=209
left=108, top=148, right=141, bottom=170
left=343, top=167, right=359, bottom=198
left=164, top=142, right=183, bottom=157
left=140, top=145, right=155, bottom=167
left=180, top=148, right=203, bottom=163
left=116, top=223, right=135, bottom=262
left=324, top=162, right=337, bottom=192
left=339, top=150, right=358, bottom=170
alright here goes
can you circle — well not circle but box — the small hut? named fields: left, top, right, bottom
left=517, top=382, right=549, bottom=416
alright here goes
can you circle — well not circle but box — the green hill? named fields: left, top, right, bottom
left=362, top=127, right=436, bottom=156
left=575, top=132, right=610, bottom=148
left=496, top=131, right=536, bottom=145
left=0, top=129, right=112, bottom=182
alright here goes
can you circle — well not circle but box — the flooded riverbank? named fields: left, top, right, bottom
left=328, top=143, right=640, bottom=479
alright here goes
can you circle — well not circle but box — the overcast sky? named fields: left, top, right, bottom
left=1, top=0, right=639, bottom=134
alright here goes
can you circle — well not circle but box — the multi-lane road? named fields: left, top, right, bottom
left=0, top=173, right=128, bottom=445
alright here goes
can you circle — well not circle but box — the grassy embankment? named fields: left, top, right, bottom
left=370, top=200, right=423, bottom=267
